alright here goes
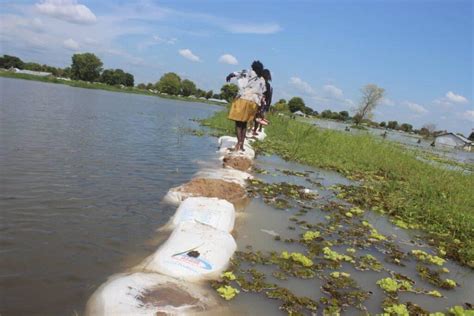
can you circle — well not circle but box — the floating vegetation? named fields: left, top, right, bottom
left=323, top=247, right=355, bottom=263
left=376, top=277, right=413, bottom=293
left=216, top=285, right=240, bottom=300
left=355, top=254, right=383, bottom=272
left=383, top=303, right=409, bottom=315
left=411, top=249, right=446, bottom=266
left=280, top=251, right=313, bottom=267
left=302, top=230, right=320, bottom=242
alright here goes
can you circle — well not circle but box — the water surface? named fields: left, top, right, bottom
left=0, top=78, right=221, bottom=315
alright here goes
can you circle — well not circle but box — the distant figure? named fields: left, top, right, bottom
left=345, top=126, right=350, bottom=132
left=226, top=61, right=266, bottom=151
left=382, top=131, right=388, bottom=138
left=430, top=141, right=435, bottom=147
left=417, top=139, right=421, bottom=144
left=253, top=69, right=272, bottom=135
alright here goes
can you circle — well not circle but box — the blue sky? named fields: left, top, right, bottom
left=1, top=0, right=472, bottom=134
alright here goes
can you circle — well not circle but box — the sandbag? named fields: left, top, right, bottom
left=163, top=178, right=247, bottom=206
left=194, top=167, right=252, bottom=187
left=142, top=221, right=237, bottom=281
left=85, top=272, right=217, bottom=316
left=222, top=155, right=253, bottom=172
left=217, top=136, right=254, bottom=157
left=170, top=197, right=235, bottom=232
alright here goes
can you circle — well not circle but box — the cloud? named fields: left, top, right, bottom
left=178, top=49, right=201, bottom=62
left=380, top=97, right=395, bottom=106
left=218, top=54, right=238, bottom=65
left=225, top=22, right=281, bottom=34
left=36, top=0, right=97, bottom=24
left=445, top=91, right=468, bottom=104
left=323, top=84, right=343, bottom=99
left=289, top=77, right=315, bottom=95
left=461, top=110, right=474, bottom=122
left=405, top=101, right=428, bottom=114
left=152, top=35, right=177, bottom=44
left=63, top=38, right=79, bottom=50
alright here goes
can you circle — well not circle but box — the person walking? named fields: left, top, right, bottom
left=253, top=68, right=272, bottom=135
left=225, top=60, right=266, bottom=151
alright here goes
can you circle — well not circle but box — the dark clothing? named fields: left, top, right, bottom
left=261, top=82, right=273, bottom=112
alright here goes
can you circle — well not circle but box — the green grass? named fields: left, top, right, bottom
left=202, top=110, right=474, bottom=266
left=0, top=70, right=225, bottom=106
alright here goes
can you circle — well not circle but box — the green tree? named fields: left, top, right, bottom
left=23, top=62, right=43, bottom=71
left=205, top=90, right=213, bottom=99
left=0, top=55, right=24, bottom=69
left=196, top=89, right=206, bottom=98
left=387, top=121, right=398, bottom=129
left=400, top=123, right=413, bottom=133
left=220, top=83, right=239, bottom=102
left=288, top=97, right=306, bottom=113
left=137, top=83, right=146, bottom=89
left=156, top=72, right=181, bottom=95
left=339, top=111, right=350, bottom=120
left=146, top=83, right=154, bottom=90
left=181, top=79, right=197, bottom=96
left=321, top=110, right=332, bottom=118
left=273, top=99, right=289, bottom=113
left=71, top=53, right=103, bottom=82
left=124, top=73, right=134, bottom=87
left=379, top=121, right=386, bottom=127
left=353, top=84, right=385, bottom=125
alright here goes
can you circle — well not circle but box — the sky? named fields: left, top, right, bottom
left=1, top=0, right=472, bottom=135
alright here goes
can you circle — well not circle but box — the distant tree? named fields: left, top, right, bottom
left=205, top=90, right=213, bottom=99
left=387, top=121, right=398, bottom=130
left=330, top=112, right=342, bottom=120
left=321, top=110, right=332, bottom=119
left=400, top=123, right=413, bottom=133
left=124, top=73, right=134, bottom=87
left=419, top=123, right=436, bottom=137
left=23, top=62, right=43, bottom=71
left=379, top=121, right=386, bottom=127
left=71, top=53, right=103, bottom=82
left=468, top=131, right=474, bottom=141
left=353, top=84, right=385, bottom=125
left=339, top=111, right=350, bottom=120
left=212, top=93, right=221, bottom=99
left=100, top=69, right=124, bottom=85
left=156, top=72, right=181, bottom=95
left=137, top=83, right=146, bottom=89
left=62, top=67, right=71, bottom=78
left=288, top=97, right=306, bottom=113
left=0, top=55, right=24, bottom=69
left=273, top=99, right=289, bottom=113
left=146, top=83, right=154, bottom=90
left=220, top=83, right=239, bottom=102
left=180, top=79, right=197, bottom=97
left=196, top=89, right=206, bottom=98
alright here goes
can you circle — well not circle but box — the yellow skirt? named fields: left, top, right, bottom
left=228, top=98, right=257, bottom=122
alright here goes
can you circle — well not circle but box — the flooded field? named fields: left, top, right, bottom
left=307, top=117, right=473, bottom=166
left=219, top=155, right=474, bottom=315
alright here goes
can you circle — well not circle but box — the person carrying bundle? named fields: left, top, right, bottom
left=225, top=60, right=266, bottom=152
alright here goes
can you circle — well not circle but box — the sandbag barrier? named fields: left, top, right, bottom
left=86, top=130, right=266, bottom=315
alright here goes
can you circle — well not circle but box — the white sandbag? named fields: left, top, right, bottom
left=194, top=167, right=252, bottom=187
left=142, top=221, right=237, bottom=281
left=85, top=272, right=216, bottom=316
left=217, top=136, right=255, bottom=160
left=170, top=197, right=235, bottom=232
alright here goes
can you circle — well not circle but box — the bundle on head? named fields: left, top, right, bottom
left=251, top=60, right=264, bottom=77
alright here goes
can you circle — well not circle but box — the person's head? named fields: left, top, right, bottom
left=263, top=69, right=272, bottom=82
left=251, top=60, right=264, bottom=77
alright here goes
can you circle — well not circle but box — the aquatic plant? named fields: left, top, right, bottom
left=322, top=247, right=354, bottom=263
left=427, top=290, right=443, bottom=298
left=376, top=277, right=413, bottom=293
left=448, top=306, right=474, bottom=316
left=221, top=271, right=236, bottom=281
left=442, top=279, right=457, bottom=289
left=383, top=303, right=409, bottom=316
left=302, top=230, right=320, bottom=241
left=216, top=285, right=240, bottom=300
left=280, top=251, right=313, bottom=267
left=411, top=250, right=446, bottom=266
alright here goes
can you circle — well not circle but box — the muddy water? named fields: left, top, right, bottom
left=226, top=155, right=474, bottom=315
left=0, top=78, right=222, bottom=315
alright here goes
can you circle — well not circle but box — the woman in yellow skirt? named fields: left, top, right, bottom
left=225, top=61, right=266, bottom=151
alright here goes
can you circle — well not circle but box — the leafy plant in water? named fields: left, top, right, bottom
left=376, top=277, right=412, bottom=293
left=302, top=230, right=320, bottom=242
left=280, top=251, right=313, bottom=267
left=216, top=285, right=240, bottom=300
left=323, top=247, right=355, bottom=263
left=383, top=303, right=409, bottom=316
left=221, top=271, right=236, bottom=281
left=411, top=249, right=446, bottom=266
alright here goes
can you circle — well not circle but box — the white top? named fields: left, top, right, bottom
left=231, top=69, right=266, bottom=105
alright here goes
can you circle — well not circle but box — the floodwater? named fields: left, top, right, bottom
left=227, top=155, right=474, bottom=315
left=307, top=117, right=474, bottom=165
left=0, top=78, right=222, bottom=315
